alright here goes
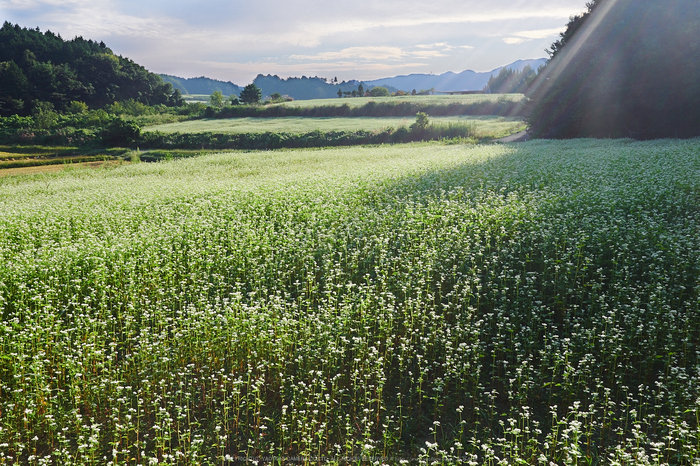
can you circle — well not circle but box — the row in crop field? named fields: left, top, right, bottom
left=0, top=139, right=699, bottom=464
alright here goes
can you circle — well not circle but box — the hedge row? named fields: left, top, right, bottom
left=203, top=99, right=526, bottom=119
left=138, top=123, right=478, bottom=151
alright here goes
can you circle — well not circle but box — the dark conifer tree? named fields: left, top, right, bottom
left=528, top=0, right=700, bottom=139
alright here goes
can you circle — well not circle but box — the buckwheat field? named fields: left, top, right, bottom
left=1, top=138, right=699, bottom=465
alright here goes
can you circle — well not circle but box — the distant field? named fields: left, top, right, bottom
left=182, top=94, right=210, bottom=103
left=145, top=115, right=526, bottom=138
left=181, top=93, right=526, bottom=108
left=278, top=93, right=526, bottom=108
left=0, top=146, right=129, bottom=172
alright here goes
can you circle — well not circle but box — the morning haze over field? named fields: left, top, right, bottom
left=2, top=0, right=700, bottom=464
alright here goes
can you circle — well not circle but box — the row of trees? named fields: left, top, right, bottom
left=0, top=22, right=184, bottom=117
left=336, top=85, right=402, bottom=98
left=208, top=84, right=264, bottom=108
left=484, top=65, right=538, bottom=94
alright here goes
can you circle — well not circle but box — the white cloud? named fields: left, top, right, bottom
left=289, top=7, right=579, bottom=46
left=502, top=27, right=564, bottom=45
left=0, top=0, right=84, bottom=8
left=290, top=46, right=451, bottom=62
left=291, top=46, right=406, bottom=62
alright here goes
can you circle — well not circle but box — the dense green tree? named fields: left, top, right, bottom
left=239, top=83, right=262, bottom=105
left=369, top=86, right=390, bottom=97
left=528, top=0, right=700, bottom=139
left=547, top=0, right=602, bottom=59
left=65, top=100, right=88, bottom=114
left=209, top=90, right=224, bottom=108
left=0, top=60, right=29, bottom=116
left=358, top=84, right=364, bottom=96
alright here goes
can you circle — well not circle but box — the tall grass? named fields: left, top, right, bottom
left=0, top=139, right=699, bottom=464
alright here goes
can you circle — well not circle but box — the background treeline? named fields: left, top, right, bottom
left=0, top=22, right=184, bottom=117
left=528, top=0, right=700, bottom=139
left=484, top=65, right=538, bottom=94
left=159, top=75, right=242, bottom=96
left=202, top=97, right=527, bottom=119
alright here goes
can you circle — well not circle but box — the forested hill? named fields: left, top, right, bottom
left=160, top=75, right=242, bottom=97
left=0, top=22, right=183, bottom=117
left=253, top=75, right=373, bottom=100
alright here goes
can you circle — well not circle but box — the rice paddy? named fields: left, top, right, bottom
left=1, top=138, right=699, bottom=465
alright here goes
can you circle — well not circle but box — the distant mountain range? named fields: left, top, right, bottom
left=364, top=59, right=547, bottom=93
left=159, top=58, right=547, bottom=101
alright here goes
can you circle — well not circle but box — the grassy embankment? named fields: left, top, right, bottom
left=1, top=138, right=700, bottom=464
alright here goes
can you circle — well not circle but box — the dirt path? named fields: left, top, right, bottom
left=494, top=130, right=530, bottom=143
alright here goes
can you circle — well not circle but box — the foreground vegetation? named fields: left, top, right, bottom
left=1, top=138, right=699, bottom=464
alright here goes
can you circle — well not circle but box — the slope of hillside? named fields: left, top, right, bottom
left=159, top=75, right=242, bottom=96
left=0, top=22, right=183, bottom=116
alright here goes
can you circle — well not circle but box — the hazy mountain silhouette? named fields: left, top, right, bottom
left=160, top=58, right=547, bottom=100
left=160, top=75, right=242, bottom=96
left=364, top=59, right=547, bottom=92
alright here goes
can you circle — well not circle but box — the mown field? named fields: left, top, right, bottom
left=144, top=116, right=525, bottom=139
left=275, top=93, right=525, bottom=108
left=179, top=93, right=525, bottom=108
left=1, top=139, right=699, bottom=465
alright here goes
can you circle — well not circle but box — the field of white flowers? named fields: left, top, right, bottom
left=0, top=138, right=699, bottom=465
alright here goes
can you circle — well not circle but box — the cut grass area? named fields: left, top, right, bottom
left=145, top=115, right=526, bottom=138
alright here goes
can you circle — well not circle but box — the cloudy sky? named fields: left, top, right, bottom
left=1, top=0, right=588, bottom=84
